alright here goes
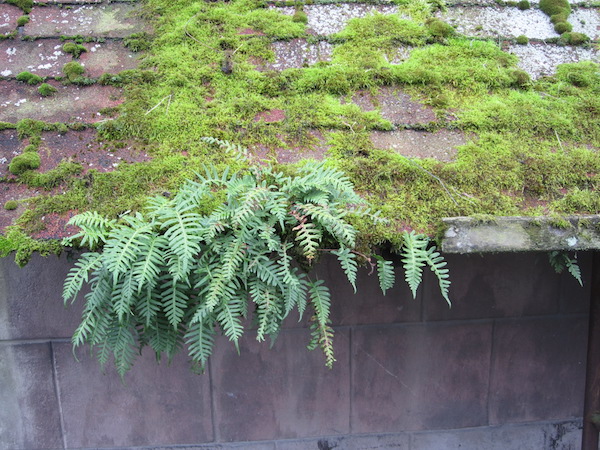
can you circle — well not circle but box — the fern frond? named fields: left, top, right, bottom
left=298, top=203, right=356, bottom=248
left=113, top=272, right=135, bottom=322
left=131, top=234, right=167, bottom=294
left=135, top=285, right=161, bottom=327
left=400, top=231, right=428, bottom=298
left=425, top=246, right=451, bottom=307
left=332, top=247, right=358, bottom=292
left=308, top=279, right=331, bottom=327
left=294, top=221, right=322, bottom=261
left=161, top=277, right=189, bottom=329
left=549, top=251, right=583, bottom=286
left=215, top=296, right=245, bottom=348
left=62, top=252, right=103, bottom=304
left=375, top=255, right=395, bottom=295
left=201, top=136, right=249, bottom=162
left=106, top=320, right=138, bottom=378
left=185, top=319, right=215, bottom=370
left=63, top=211, right=117, bottom=248
left=308, top=318, right=335, bottom=369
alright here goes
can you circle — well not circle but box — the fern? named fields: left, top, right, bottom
left=62, top=139, right=451, bottom=376
left=549, top=251, right=583, bottom=287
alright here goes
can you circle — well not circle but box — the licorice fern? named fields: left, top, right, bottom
left=63, top=140, right=451, bottom=376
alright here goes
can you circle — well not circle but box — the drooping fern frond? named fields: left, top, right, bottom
left=549, top=251, right=583, bottom=287
left=62, top=139, right=452, bottom=376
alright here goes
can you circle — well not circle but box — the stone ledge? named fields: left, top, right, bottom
left=442, top=215, right=600, bottom=253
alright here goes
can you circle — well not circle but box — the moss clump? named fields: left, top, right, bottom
left=0, top=227, right=62, bottom=267
left=20, top=161, right=83, bottom=189
left=561, top=32, right=590, bottom=45
left=38, top=83, right=58, bottom=97
left=123, top=32, right=152, bottom=52
left=0, top=122, right=16, bottom=131
left=23, top=144, right=37, bottom=153
left=16, top=15, right=29, bottom=27
left=516, top=35, right=529, bottom=45
left=292, top=8, right=308, bottom=24
left=62, top=42, right=87, bottom=58
left=4, top=200, right=18, bottom=211
left=62, top=61, right=85, bottom=81
left=539, top=0, right=571, bottom=17
left=554, top=21, right=572, bottom=34
left=425, top=18, right=455, bottom=40
left=556, top=61, right=599, bottom=88
left=7, top=0, right=33, bottom=13
left=9, top=152, right=41, bottom=175
left=517, top=0, right=530, bottom=10
left=16, top=71, right=43, bottom=85
left=550, top=12, right=569, bottom=24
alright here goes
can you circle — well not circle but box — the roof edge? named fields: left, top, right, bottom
left=441, top=215, right=600, bottom=254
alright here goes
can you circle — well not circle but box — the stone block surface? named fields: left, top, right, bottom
left=351, top=322, right=492, bottom=433
left=314, top=255, right=421, bottom=327
left=54, top=342, right=213, bottom=448
left=0, top=4, right=20, bottom=36
left=489, top=316, right=587, bottom=424
left=0, top=39, right=71, bottom=78
left=276, top=433, right=410, bottom=449
left=211, top=328, right=350, bottom=442
left=24, top=4, right=147, bottom=38
left=0, top=253, right=83, bottom=340
left=79, top=41, right=140, bottom=78
left=423, top=252, right=561, bottom=321
left=0, top=343, right=63, bottom=450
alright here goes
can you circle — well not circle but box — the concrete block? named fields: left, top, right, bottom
left=542, top=420, right=583, bottom=450
left=423, top=252, right=561, bottom=321
left=313, top=255, right=421, bottom=327
left=0, top=253, right=83, bottom=340
left=489, top=317, right=587, bottom=424
left=351, top=322, right=492, bottom=433
left=53, top=342, right=213, bottom=448
left=276, top=433, right=410, bottom=449
left=411, top=422, right=547, bottom=450
left=0, top=343, right=62, bottom=450
left=211, top=328, right=350, bottom=442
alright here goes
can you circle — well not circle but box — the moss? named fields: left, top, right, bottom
left=20, top=161, right=83, bottom=189
left=292, top=8, right=308, bottom=24
left=554, top=21, right=572, bottom=34
left=9, top=152, right=41, bottom=175
left=550, top=12, right=569, bottom=24
left=0, top=227, right=62, bottom=267
left=0, top=122, right=16, bottom=131
left=16, top=71, right=43, bottom=85
left=515, top=34, right=529, bottom=45
left=425, top=18, right=455, bottom=40
left=4, top=200, right=18, bottom=210
left=123, top=32, right=152, bottom=52
left=561, top=32, right=590, bottom=45
left=16, top=15, right=29, bottom=27
left=23, top=144, right=37, bottom=153
left=62, top=42, right=87, bottom=58
left=62, top=61, right=85, bottom=81
left=517, top=0, right=530, bottom=9
left=539, top=0, right=571, bottom=17
left=6, top=0, right=33, bottom=13
left=38, top=83, right=58, bottom=97
left=556, top=61, right=599, bottom=88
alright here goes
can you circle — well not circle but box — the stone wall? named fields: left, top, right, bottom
left=0, top=251, right=591, bottom=449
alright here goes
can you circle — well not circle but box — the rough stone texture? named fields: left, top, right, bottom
left=54, top=342, right=213, bottom=448
left=509, top=42, right=600, bottom=79
left=0, top=39, right=72, bottom=78
left=267, top=39, right=333, bottom=71
left=79, top=41, right=140, bottom=78
left=352, top=87, right=438, bottom=126
left=371, top=129, right=465, bottom=162
left=211, top=328, right=350, bottom=442
left=316, top=254, right=422, bottom=326
left=351, top=322, right=492, bottom=433
left=24, top=4, right=147, bottom=38
left=0, top=80, right=123, bottom=123
left=0, top=253, right=83, bottom=340
left=489, top=316, right=588, bottom=424
left=571, top=8, right=600, bottom=40
left=439, top=7, right=558, bottom=39
left=275, top=5, right=398, bottom=35
left=0, top=343, right=63, bottom=450
left=442, top=215, right=600, bottom=253
left=423, top=252, right=562, bottom=321
left=276, top=433, right=410, bottom=449
left=0, top=4, right=20, bottom=37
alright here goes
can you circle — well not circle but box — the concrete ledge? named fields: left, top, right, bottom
left=442, top=215, right=600, bottom=253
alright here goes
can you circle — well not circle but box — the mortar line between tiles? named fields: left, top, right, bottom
left=208, top=358, right=220, bottom=443
left=50, top=341, right=68, bottom=449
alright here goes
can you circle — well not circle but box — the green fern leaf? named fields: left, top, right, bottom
left=63, top=211, right=117, bottom=248
left=62, top=252, right=103, bottom=304
left=161, top=277, right=189, bottom=329
left=215, top=296, right=245, bottom=348
left=425, top=246, right=451, bottom=307
left=401, top=231, right=428, bottom=298
left=375, top=255, right=395, bottom=295
left=185, top=319, right=215, bottom=370
left=333, top=247, right=358, bottom=292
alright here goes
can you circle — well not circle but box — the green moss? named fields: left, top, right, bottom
left=292, top=8, right=308, bottom=24
left=62, top=61, right=85, bottom=81
left=23, top=144, right=37, bottom=152
left=550, top=12, right=569, bottom=24
left=515, top=34, right=529, bottom=45
left=9, top=152, right=41, bottom=175
left=554, top=21, right=572, bottom=34
left=561, top=32, right=590, bottom=45
left=0, top=227, right=62, bottom=267
left=6, top=0, right=33, bottom=14
left=556, top=61, right=599, bottom=87
left=20, top=161, right=83, bottom=189
left=4, top=200, right=18, bottom=210
left=38, top=83, right=58, bottom=97
left=425, top=18, right=455, bottom=40
left=16, top=71, right=43, bottom=85
left=539, top=0, right=571, bottom=17
left=517, top=0, right=530, bottom=9
left=123, top=32, right=153, bottom=52
left=62, top=42, right=87, bottom=58
left=16, top=15, right=29, bottom=27
left=0, top=122, right=16, bottom=131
